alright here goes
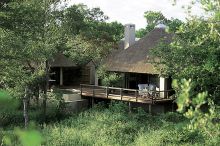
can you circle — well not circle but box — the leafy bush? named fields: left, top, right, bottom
left=101, top=73, right=122, bottom=87
left=1, top=102, right=220, bottom=146
left=174, top=79, right=220, bottom=146
left=0, top=103, right=65, bottom=127
left=97, top=66, right=123, bottom=87
left=41, top=103, right=188, bottom=146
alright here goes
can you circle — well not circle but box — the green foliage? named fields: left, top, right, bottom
left=144, top=11, right=168, bottom=25
left=60, top=4, right=123, bottom=65
left=101, top=73, right=122, bottom=87
left=0, top=1, right=123, bottom=97
left=0, top=0, right=123, bottom=129
left=150, top=1, right=220, bottom=102
left=1, top=101, right=220, bottom=146
left=136, top=11, right=183, bottom=38
left=149, top=5, right=220, bottom=144
left=0, top=0, right=62, bottom=98
left=174, top=79, right=220, bottom=145
left=0, top=90, right=19, bottom=112
left=42, top=103, right=180, bottom=146
left=0, top=89, right=65, bottom=127
left=47, top=88, right=66, bottom=118
left=0, top=90, right=44, bottom=146
left=97, top=66, right=123, bottom=87
left=39, top=103, right=213, bottom=146
left=14, top=127, right=43, bottom=146
left=2, top=124, right=43, bottom=146
left=62, top=4, right=123, bottom=42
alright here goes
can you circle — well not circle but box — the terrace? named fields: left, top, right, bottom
left=80, top=84, right=175, bottom=104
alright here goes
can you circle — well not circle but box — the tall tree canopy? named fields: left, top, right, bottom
left=150, top=0, right=220, bottom=103
left=0, top=1, right=123, bottom=126
left=0, top=0, right=63, bottom=126
left=0, top=0, right=61, bottom=94
left=136, top=11, right=183, bottom=38
left=0, top=1, right=123, bottom=94
left=61, top=4, right=123, bottom=65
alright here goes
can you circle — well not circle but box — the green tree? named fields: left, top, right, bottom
left=0, top=0, right=62, bottom=127
left=150, top=0, right=220, bottom=102
left=173, top=79, right=220, bottom=144
left=61, top=4, right=123, bottom=65
left=136, top=11, right=183, bottom=38
left=0, top=2, right=123, bottom=127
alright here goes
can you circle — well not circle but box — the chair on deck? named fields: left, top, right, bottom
left=148, top=84, right=159, bottom=99
left=138, top=84, right=148, bottom=97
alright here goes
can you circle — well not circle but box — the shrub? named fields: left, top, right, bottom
left=97, top=66, right=123, bottom=87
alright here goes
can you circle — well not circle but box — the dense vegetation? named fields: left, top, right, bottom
left=0, top=0, right=123, bottom=128
left=150, top=0, right=220, bottom=107
left=0, top=102, right=219, bottom=146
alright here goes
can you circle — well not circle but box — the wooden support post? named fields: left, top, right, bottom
left=135, top=90, right=137, bottom=102
left=91, top=97, right=94, bottom=108
left=149, top=104, right=152, bottom=114
left=120, top=88, right=123, bottom=100
left=80, top=85, right=82, bottom=96
left=60, top=67, right=63, bottom=86
left=128, top=102, right=131, bottom=113
left=93, top=85, right=95, bottom=97
left=106, top=87, right=108, bottom=98
left=172, top=101, right=174, bottom=112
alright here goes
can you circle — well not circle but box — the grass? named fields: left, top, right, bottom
left=0, top=102, right=219, bottom=146
left=41, top=102, right=195, bottom=146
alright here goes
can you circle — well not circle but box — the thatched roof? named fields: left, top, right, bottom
left=104, top=28, right=172, bottom=74
left=50, top=53, right=77, bottom=67
left=50, top=53, right=95, bottom=68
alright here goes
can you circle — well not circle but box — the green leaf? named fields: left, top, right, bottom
left=15, top=128, right=44, bottom=146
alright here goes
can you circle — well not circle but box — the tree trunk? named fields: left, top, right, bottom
left=42, top=60, right=49, bottom=123
left=23, top=87, right=29, bottom=128
left=36, top=85, right=40, bottom=108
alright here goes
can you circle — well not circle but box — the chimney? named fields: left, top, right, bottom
left=124, top=24, right=135, bottom=49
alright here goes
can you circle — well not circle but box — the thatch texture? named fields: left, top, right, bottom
left=50, top=53, right=95, bottom=68
left=50, top=53, right=77, bottom=67
left=104, top=28, right=172, bottom=74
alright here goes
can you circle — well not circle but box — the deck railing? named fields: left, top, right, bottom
left=80, top=84, right=174, bottom=103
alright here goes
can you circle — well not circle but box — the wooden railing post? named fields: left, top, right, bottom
left=135, top=90, right=137, bottom=102
left=91, top=85, right=95, bottom=108
left=80, top=84, right=82, bottom=96
left=120, top=88, right=123, bottom=100
left=93, top=85, right=95, bottom=97
left=149, top=104, right=152, bottom=114
left=128, top=102, right=131, bottom=113
left=106, top=87, right=108, bottom=98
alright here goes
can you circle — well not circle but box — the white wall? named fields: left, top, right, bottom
left=159, top=77, right=167, bottom=98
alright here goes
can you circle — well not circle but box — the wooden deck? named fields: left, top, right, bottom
left=80, top=84, right=175, bottom=104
